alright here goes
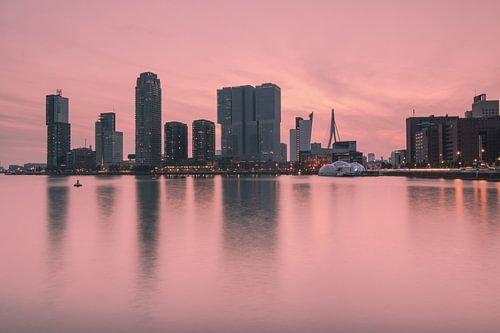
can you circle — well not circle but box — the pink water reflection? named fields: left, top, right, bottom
left=1, top=175, right=500, bottom=332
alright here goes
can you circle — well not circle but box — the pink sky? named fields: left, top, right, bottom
left=1, top=0, right=500, bottom=166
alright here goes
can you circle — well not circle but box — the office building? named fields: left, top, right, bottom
left=311, top=142, right=333, bottom=156
left=192, top=119, right=215, bottom=163
left=390, top=149, right=406, bottom=168
left=291, top=113, right=313, bottom=162
left=66, top=147, right=96, bottom=170
left=332, top=141, right=363, bottom=164
left=46, top=90, right=71, bottom=170
left=95, top=112, right=123, bottom=167
left=465, top=94, right=499, bottom=118
left=164, top=121, right=188, bottom=164
left=280, top=143, right=287, bottom=162
left=301, top=142, right=333, bottom=172
left=255, top=83, right=281, bottom=161
left=406, top=115, right=482, bottom=166
left=217, top=83, right=281, bottom=161
left=135, top=72, right=162, bottom=167
left=289, top=129, right=297, bottom=162
left=477, top=117, right=500, bottom=163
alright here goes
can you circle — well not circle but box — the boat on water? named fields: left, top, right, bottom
left=73, top=180, right=82, bottom=187
left=318, top=161, right=366, bottom=177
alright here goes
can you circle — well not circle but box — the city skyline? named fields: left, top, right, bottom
left=2, top=1, right=500, bottom=166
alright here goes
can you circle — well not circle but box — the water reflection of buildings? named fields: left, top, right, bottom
left=47, top=177, right=69, bottom=255
left=221, top=177, right=279, bottom=255
left=96, top=184, right=116, bottom=218
left=45, top=177, right=70, bottom=303
left=220, top=177, right=280, bottom=313
left=136, top=178, right=160, bottom=281
left=164, top=176, right=188, bottom=209
left=193, top=176, right=215, bottom=208
left=407, top=180, right=499, bottom=225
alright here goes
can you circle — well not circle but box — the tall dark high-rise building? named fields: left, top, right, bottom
left=192, top=119, right=215, bottom=163
left=46, top=90, right=71, bottom=170
left=135, top=72, right=162, bottom=167
left=164, top=121, right=188, bottom=164
left=256, top=83, right=281, bottom=161
left=95, top=112, right=123, bottom=167
left=217, top=83, right=281, bottom=161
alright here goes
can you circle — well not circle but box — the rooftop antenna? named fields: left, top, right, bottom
left=413, top=109, right=415, bottom=116
left=56, top=89, right=62, bottom=96
left=85, top=138, right=87, bottom=147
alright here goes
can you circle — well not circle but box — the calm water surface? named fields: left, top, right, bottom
left=1, top=175, right=500, bottom=333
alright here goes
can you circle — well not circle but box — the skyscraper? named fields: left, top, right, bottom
left=95, top=112, right=123, bottom=168
left=256, top=83, right=281, bottom=161
left=135, top=72, right=162, bottom=167
left=192, top=119, right=215, bottom=163
left=289, top=129, right=297, bottom=162
left=217, top=83, right=281, bottom=161
left=291, top=113, right=313, bottom=162
left=46, top=90, right=71, bottom=170
left=164, top=121, right=188, bottom=164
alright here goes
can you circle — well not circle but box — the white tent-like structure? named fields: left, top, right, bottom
left=319, top=161, right=366, bottom=176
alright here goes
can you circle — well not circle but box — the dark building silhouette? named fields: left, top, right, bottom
left=478, top=117, right=500, bottom=163
left=136, top=178, right=160, bottom=279
left=280, top=143, right=287, bottom=162
left=406, top=116, right=485, bottom=166
left=465, top=94, right=499, bottom=118
left=95, top=112, right=123, bottom=167
left=46, top=91, right=70, bottom=170
left=164, top=121, right=188, bottom=164
left=217, top=83, right=281, bottom=161
left=255, top=83, right=281, bottom=161
left=290, top=113, right=313, bottom=162
left=135, top=72, right=162, bottom=167
left=66, top=147, right=96, bottom=170
left=192, top=119, right=215, bottom=163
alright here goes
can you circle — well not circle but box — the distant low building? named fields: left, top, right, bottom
left=8, top=165, right=23, bottom=172
left=311, top=142, right=332, bottom=156
left=332, top=141, right=363, bottom=164
left=390, top=149, right=406, bottom=168
left=67, top=147, right=96, bottom=170
left=24, top=163, right=47, bottom=172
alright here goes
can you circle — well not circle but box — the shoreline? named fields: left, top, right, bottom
left=2, top=169, right=500, bottom=181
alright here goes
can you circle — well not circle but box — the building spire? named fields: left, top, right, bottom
left=327, top=109, right=339, bottom=149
